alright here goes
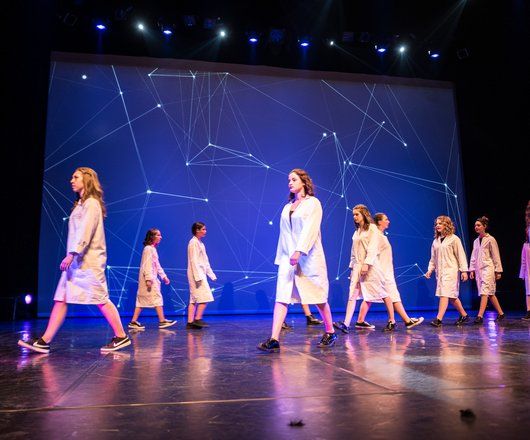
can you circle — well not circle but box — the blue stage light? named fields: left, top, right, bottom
left=163, top=29, right=172, bottom=35
left=300, top=41, right=309, bottom=47
left=24, top=294, right=32, bottom=305
left=428, top=50, right=440, bottom=58
left=249, top=37, right=258, bottom=44
left=96, top=24, right=106, bottom=30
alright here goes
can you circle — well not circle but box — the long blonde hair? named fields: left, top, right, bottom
left=73, top=167, right=107, bottom=217
left=353, top=204, right=373, bottom=231
left=434, top=215, right=455, bottom=238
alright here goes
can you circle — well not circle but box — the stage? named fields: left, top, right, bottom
left=2, top=312, right=530, bottom=439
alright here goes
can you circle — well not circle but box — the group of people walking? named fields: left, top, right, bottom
left=17, top=167, right=530, bottom=355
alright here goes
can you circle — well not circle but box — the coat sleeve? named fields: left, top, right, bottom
left=521, top=244, right=528, bottom=279
left=140, top=247, right=154, bottom=281
left=349, top=236, right=355, bottom=269
left=363, top=225, right=379, bottom=266
left=204, top=246, right=216, bottom=280
left=454, top=236, right=469, bottom=272
left=428, top=241, right=436, bottom=272
left=469, top=240, right=478, bottom=271
left=295, top=198, right=322, bottom=255
left=489, top=237, right=503, bottom=272
left=154, top=248, right=167, bottom=279
left=188, top=240, right=204, bottom=282
left=69, top=198, right=100, bottom=256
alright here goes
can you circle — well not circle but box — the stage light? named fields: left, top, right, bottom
left=137, top=23, right=145, bottom=31
left=163, top=29, right=172, bottom=35
left=96, top=23, right=106, bottom=30
left=249, top=37, right=258, bottom=43
left=299, top=38, right=310, bottom=48
left=24, top=295, right=32, bottom=305
left=81, top=75, right=87, bottom=80
left=219, top=29, right=227, bottom=38
left=398, top=45, right=406, bottom=53
left=375, top=44, right=387, bottom=53
left=428, top=50, right=440, bottom=59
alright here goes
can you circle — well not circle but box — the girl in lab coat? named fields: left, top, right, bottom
left=333, top=205, right=396, bottom=333
left=18, top=167, right=130, bottom=354
left=372, top=212, right=424, bottom=329
left=425, top=215, right=469, bottom=327
left=469, top=216, right=504, bottom=323
left=187, top=222, right=217, bottom=329
left=128, top=228, right=176, bottom=330
left=520, top=225, right=530, bottom=321
left=258, top=169, right=336, bottom=351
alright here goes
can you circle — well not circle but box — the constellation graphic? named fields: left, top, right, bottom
left=38, top=57, right=468, bottom=317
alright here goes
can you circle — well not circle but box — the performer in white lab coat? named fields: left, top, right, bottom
left=258, top=168, right=336, bottom=352
left=372, top=212, right=424, bottom=329
left=333, top=205, right=396, bottom=333
left=469, top=216, right=504, bottom=324
left=187, top=222, right=217, bottom=329
left=128, top=228, right=176, bottom=330
left=425, top=215, right=469, bottom=327
left=18, top=167, right=130, bottom=354
left=520, top=225, right=530, bottom=321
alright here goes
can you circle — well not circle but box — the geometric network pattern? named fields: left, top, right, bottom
left=38, top=56, right=468, bottom=317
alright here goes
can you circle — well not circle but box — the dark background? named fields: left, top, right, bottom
left=2, top=0, right=528, bottom=319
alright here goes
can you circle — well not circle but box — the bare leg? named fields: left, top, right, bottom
left=301, top=303, right=312, bottom=316
left=477, top=295, right=488, bottom=318
left=436, top=297, right=449, bottom=321
left=526, top=295, right=530, bottom=311
left=449, top=298, right=467, bottom=316
left=155, top=306, right=165, bottom=322
left=131, top=307, right=142, bottom=322
left=188, top=303, right=196, bottom=323
left=356, top=301, right=371, bottom=323
left=488, top=296, right=504, bottom=315
left=343, top=299, right=358, bottom=327
left=195, top=303, right=208, bottom=320
left=315, top=303, right=334, bottom=333
left=383, top=297, right=396, bottom=323
left=41, top=301, right=68, bottom=343
left=393, top=302, right=411, bottom=323
left=271, top=302, right=289, bottom=340
left=98, top=301, right=127, bottom=338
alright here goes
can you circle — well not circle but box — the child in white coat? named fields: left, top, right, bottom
left=520, top=225, right=530, bottom=320
left=128, top=228, right=175, bottom=330
left=469, top=217, right=504, bottom=323
left=186, top=222, right=217, bottom=329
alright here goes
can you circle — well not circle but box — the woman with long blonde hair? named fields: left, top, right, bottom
left=18, top=167, right=130, bottom=353
left=425, top=215, right=469, bottom=327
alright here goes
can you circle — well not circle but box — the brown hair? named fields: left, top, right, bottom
left=73, top=167, right=107, bottom=217
left=353, top=204, right=373, bottom=231
left=143, top=228, right=160, bottom=246
left=288, top=168, right=315, bottom=201
left=192, top=221, right=206, bottom=236
left=475, top=216, right=489, bottom=230
left=434, top=215, right=455, bottom=238
left=374, top=212, right=387, bottom=225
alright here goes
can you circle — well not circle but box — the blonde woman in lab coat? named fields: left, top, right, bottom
left=425, top=215, right=469, bottom=327
left=469, top=216, right=504, bottom=324
left=258, top=169, right=336, bottom=352
left=18, top=167, right=130, bottom=354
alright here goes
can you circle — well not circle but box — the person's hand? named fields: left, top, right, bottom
left=424, top=270, right=432, bottom=279
left=360, top=264, right=369, bottom=276
left=211, top=276, right=217, bottom=282
left=163, top=276, right=170, bottom=285
left=60, top=254, right=74, bottom=271
left=495, top=272, right=502, bottom=281
left=469, top=271, right=475, bottom=280
left=461, top=272, right=468, bottom=282
left=290, top=251, right=301, bottom=266
left=146, top=280, right=153, bottom=291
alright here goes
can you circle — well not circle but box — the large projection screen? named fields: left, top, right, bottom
left=38, top=53, right=468, bottom=317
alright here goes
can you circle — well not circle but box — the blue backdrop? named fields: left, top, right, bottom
left=38, top=55, right=469, bottom=317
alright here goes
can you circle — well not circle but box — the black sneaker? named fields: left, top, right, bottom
left=18, top=337, right=50, bottom=354
left=194, top=319, right=209, bottom=328
left=494, top=314, right=505, bottom=322
left=455, top=315, right=470, bottom=325
left=186, top=321, right=202, bottom=329
left=100, top=336, right=131, bottom=352
left=474, top=316, right=484, bottom=324
left=333, top=321, right=350, bottom=334
left=430, top=318, right=442, bottom=327
left=281, top=321, right=293, bottom=330
left=306, top=314, right=323, bottom=325
left=257, top=338, right=280, bottom=352
left=405, top=317, right=424, bottom=329
left=355, top=321, right=375, bottom=329
left=522, top=311, right=530, bottom=321
left=159, top=320, right=177, bottom=329
left=128, top=321, right=145, bottom=330
left=318, top=332, right=337, bottom=347
left=383, top=321, right=396, bottom=332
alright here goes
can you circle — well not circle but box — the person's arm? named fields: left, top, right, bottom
left=425, top=241, right=436, bottom=278
left=469, top=240, right=477, bottom=279
left=489, top=237, right=503, bottom=279
left=204, top=246, right=217, bottom=281
left=520, top=244, right=528, bottom=279
left=188, top=240, right=204, bottom=282
left=141, top=247, right=154, bottom=290
left=454, top=236, right=469, bottom=281
left=294, top=198, right=322, bottom=255
left=154, top=249, right=170, bottom=284
left=360, top=225, right=379, bottom=275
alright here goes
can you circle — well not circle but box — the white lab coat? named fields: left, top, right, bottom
left=520, top=242, right=530, bottom=296
left=187, top=236, right=216, bottom=303
left=428, top=234, right=468, bottom=298
left=349, top=223, right=386, bottom=302
left=136, top=245, right=167, bottom=307
left=469, top=234, right=502, bottom=296
left=53, top=197, right=109, bottom=304
left=275, top=196, right=328, bottom=304
left=377, top=230, right=401, bottom=303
